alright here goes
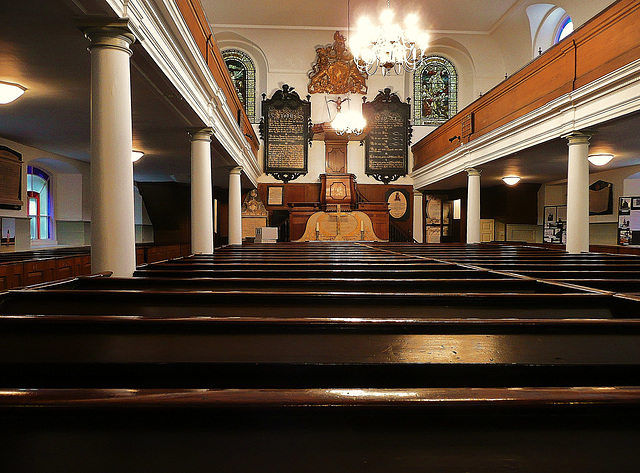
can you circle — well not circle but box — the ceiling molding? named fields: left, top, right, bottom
left=212, top=23, right=491, bottom=36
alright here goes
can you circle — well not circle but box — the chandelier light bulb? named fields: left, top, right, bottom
left=380, top=7, right=394, bottom=25
left=587, top=153, right=614, bottom=166
left=351, top=3, right=428, bottom=75
left=333, top=110, right=366, bottom=136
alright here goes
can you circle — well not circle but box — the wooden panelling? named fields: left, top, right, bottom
left=137, top=182, right=191, bottom=245
left=23, top=259, right=55, bottom=287
left=481, top=183, right=541, bottom=225
left=0, top=245, right=192, bottom=290
left=258, top=182, right=412, bottom=240
left=0, top=263, right=22, bottom=290
left=573, top=0, right=640, bottom=89
left=413, top=0, right=640, bottom=171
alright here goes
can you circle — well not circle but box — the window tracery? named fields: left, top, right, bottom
left=222, top=49, right=256, bottom=123
left=413, top=56, right=457, bottom=126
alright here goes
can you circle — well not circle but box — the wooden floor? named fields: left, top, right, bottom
left=1, top=242, right=639, bottom=471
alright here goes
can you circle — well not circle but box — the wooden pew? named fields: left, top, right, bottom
left=2, top=242, right=640, bottom=469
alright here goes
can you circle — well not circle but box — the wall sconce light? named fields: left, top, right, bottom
left=132, top=150, right=144, bottom=162
left=502, top=176, right=521, bottom=186
left=0, top=81, right=26, bottom=104
left=587, top=153, right=613, bottom=166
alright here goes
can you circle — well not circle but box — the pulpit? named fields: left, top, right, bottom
left=320, top=173, right=356, bottom=209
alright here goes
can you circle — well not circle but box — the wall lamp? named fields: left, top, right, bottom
left=587, top=153, right=613, bottom=166
left=0, top=81, right=26, bottom=104
left=502, top=176, right=521, bottom=186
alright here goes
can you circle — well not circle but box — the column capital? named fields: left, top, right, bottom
left=466, top=168, right=481, bottom=177
left=82, top=20, right=135, bottom=55
left=413, top=190, right=423, bottom=197
left=230, top=166, right=243, bottom=175
left=188, top=127, right=213, bottom=142
left=563, top=131, right=593, bottom=146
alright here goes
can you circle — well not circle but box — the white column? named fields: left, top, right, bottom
left=85, top=24, right=136, bottom=277
left=566, top=133, right=591, bottom=254
left=189, top=128, right=214, bottom=253
left=412, top=191, right=424, bottom=243
left=466, top=168, right=481, bottom=244
left=228, top=166, right=243, bottom=245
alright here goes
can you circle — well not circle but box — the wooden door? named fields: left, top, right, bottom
left=480, top=219, right=495, bottom=242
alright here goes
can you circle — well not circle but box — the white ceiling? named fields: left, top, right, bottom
left=1, top=0, right=639, bottom=191
left=203, top=0, right=520, bottom=33
left=0, top=0, right=236, bottom=186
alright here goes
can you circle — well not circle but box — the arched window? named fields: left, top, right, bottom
left=555, top=16, right=573, bottom=43
left=528, top=5, right=573, bottom=57
left=27, top=166, right=52, bottom=240
left=414, top=56, right=458, bottom=126
left=222, top=49, right=256, bottom=123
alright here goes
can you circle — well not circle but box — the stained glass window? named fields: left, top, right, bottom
left=222, top=49, right=256, bottom=123
left=413, top=56, right=457, bottom=126
left=555, top=17, right=573, bottom=43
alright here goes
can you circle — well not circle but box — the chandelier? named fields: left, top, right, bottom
left=350, top=1, right=429, bottom=75
left=329, top=97, right=366, bottom=136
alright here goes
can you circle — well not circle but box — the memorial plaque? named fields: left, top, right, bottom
left=385, top=189, right=410, bottom=221
left=260, top=84, right=312, bottom=183
left=362, top=88, right=411, bottom=184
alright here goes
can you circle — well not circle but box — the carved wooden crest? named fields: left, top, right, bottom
left=308, top=31, right=367, bottom=95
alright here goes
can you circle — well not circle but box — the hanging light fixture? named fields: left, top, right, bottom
left=329, top=97, right=366, bottom=136
left=0, top=81, right=26, bottom=104
left=350, top=0, right=429, bottom=75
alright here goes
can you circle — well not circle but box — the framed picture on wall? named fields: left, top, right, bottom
left=632, top=197, right=640, bottom=209
left=557, top=206, right=567, bottom=222
left=546, top=207, right=557, bottom=223
left=620, top=197, right=632, bottom=214
left=267, top=186, right=284, bottom=206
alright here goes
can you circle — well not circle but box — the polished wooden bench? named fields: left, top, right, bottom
left=2, top=242, right=640, bottom=470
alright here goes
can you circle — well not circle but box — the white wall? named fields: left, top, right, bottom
left=0, top=136, right=90, bottom=249
left=539, top=164, right=640, bottom=245
left=214, top=25, right=502, bottom=187
left=493, top=0, right=616, bottom=69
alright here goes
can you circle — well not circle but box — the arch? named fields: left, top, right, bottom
left=528, top=4, right=572, bottom=57
left=27, top=166, right=53, bottom=240
left=222, top=49, right=257, bottom=123
left=216, top=32, right=268, bottom=123
left=413, top=55, right=458, bottom=126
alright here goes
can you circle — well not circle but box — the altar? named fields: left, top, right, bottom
left=293, top=206, right=386, bottom=242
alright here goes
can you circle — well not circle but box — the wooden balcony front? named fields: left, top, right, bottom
left=412, top=0, right=640, bottom=171
left=175, top=0, right=259, bottom=156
